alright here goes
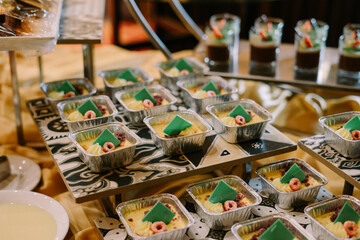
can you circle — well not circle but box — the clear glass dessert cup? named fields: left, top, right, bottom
left=337, top=34, right=360, bottom=85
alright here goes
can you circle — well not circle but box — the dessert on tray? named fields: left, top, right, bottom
left=79, top=128, right=132, bottom=155
left=64, top=99, right=110, bottom=122
left=338, top=23, right=360, bottom=76
left=47, top=80, right=89, bottom=100
left=186, top=80, right=228, bottom=98
left=331, top=115, right=360, bottom=141
left=263, top=162, right=321, bottom=193
left=108, top=69, right=144, bottom=87
left=195, top=180, right=253, bottom=214
left=121, top=87, right=169, bottom=111
left=165, top=58, right=197, bottom=77
left=217, top=103, right=263, bottom=127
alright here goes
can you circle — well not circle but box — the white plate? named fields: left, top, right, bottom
left=0, top=155, right=41, bottom=191
left=0, top=190, right=69, bottom=240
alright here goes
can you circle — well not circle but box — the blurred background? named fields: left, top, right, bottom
left=105, top=0, right=360, bottom=52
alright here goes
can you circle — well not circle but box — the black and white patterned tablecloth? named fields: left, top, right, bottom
left=93, top=177, right=334, bottom=240
left=299, top=135, right=360, bottom=189
left=27, top=93, right=296, bottom=203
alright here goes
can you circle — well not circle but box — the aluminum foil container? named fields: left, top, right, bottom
left=319, top=111, right=360, bottom=158
left=231, top=213, right=315, bottom=240
left=186, top=175, right=262, bottom=230
left=40, top=78, right=97, bottom=112
left=116, top=193, right=195, bottom=240
left=143, top=110, right=212, bottom=156
left=206, top=99, right=272, bottom=143
left=68, top=123, right=141, bottom=172
left=305, top=195, right=360, bottom=240
left=255, top=158, right=328, bottom=209
left=154, top=57, right=209, bottom=91
left=115, top=85, right=177, bottom=125
left=177, top=76, right=238, bottom=114
left=57, top=95, right=118, bottom=132
left=98, top=67, right=154, bottom=101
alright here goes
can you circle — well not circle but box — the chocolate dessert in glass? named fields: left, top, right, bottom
left=294, top=19, right=329, bottom=81
left=249, top=15, right=284, bottom=77
left=204, top=13, right=240, bottom=73
left=337, top=24, right=360, bottom=85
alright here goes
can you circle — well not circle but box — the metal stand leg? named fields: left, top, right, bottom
left=82, top=44, right=94, bottom=84
left=99, top=197, right=116, bottom=216
left=242, top=162, right=252, bottom=183
left=38, top=56, right=43, bottom=83
left=9, top=51, right=25, bottom=145
left=343, top=181, right=354, bottom=195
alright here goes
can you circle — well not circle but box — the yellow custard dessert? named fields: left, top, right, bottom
left=123, top=203, right=187, bottom=237
left=79, top=137, right=132, bottom=155
left=64, top=104, right=110, bottom=121
left=109, top=76, right=144, bottom=87
left=263, top=169, right=320, bottom=193
left=47, top=87, right=89, bottom=100
left=196, top=189, right=253, bottom=213
left=331, top=124, right=358, bottom=141
left=216, top=110, right=263, bottom=127
left=240, top=230, right=299, bottom=240
left=151, top=122, right=203, bottom=138
left=315, top=212, right=360, bottom=238
left=187, top=86, right=228, bottom=98
left=122, top=93, right=169, bottom=111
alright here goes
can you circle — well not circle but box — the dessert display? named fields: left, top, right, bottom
left=79, top=128, right=132, bottom=155
left=338, top=24, right=360, bottom=74
left=64, top=99, right=109, bottom=122
left=47, top=80, right=89, bottom=100
left=240, top=219, right=298, bottom=240
left=205, top=13, right=240, bottom=66
left=263, top=163, right=320, bottom=192
left=0, top=155, right=10, bottom=182
left=123, top=201, right=187, bottom=237
left=166, top=58, right=196, bottom=77
left=152, top=114, right=203, bottom=138
left=315, top=202, right=360, bottom=238
left=216, top=104, right=263, bottom=127
left=108, top=69, right=144, bottom=87
left=186, top=80, right=228, bottom=98
left=195, top=180, right=253, bottom=214
left=330, top=115, right=360, bottom=141
left=121, top=87, right=169, bottom=111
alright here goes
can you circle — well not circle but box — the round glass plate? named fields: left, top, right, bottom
left=0, top=190, right=69, bottom=240
left=0, top=154, right=41, bottom=191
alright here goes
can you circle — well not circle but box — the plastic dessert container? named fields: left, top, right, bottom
left=255, top=158, right=328, bottom=209
left=186, top=175, right=262, bottom=229
left=231, top=213, right=315, bottom=240
left=116, top=193, right=194, bottom=240
left=177, top=75, right=238, bottom=114
left=68, top=123, right=141, bottom=172
left=304, top=195, right=360, bottom=240
left=319, top=111, right=360, bottom=158
left=98, top=67, right=154, bottom=101
left=206, top=99, right=272, bottom=143
left=143, top=110, right=212, bottom=156
left=115, top=85, right=177, bottom=125
left=154, top=57, right=209, bottom=91
left=57, top=95, right=118, bottom=132
left=40, top=78, right=97, bottom=112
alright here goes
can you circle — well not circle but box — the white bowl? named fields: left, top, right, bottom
left=0, top=190, right=69, bottom=240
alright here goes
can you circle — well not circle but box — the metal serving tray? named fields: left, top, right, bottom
left=177, top=75, right=238, bottom=114
left=206, top=99, right=272, bottom=143
left=255, top=158, right=328, bottom=209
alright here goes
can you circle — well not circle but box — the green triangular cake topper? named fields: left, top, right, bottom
left=163, top=115, right=192, bottom=136
left=93, top=128, right=120, bottom=147
left=116, top=69, right=138, bottom=83
left=142, top=201, right=175, bottom=225
left=208, top=180, right=238, bottom=204
left=334, top=202, right=360, bottom=224
left=228, top=105, right=252, bottom=123
left=280, top=163, right=307, bottom=184
left=201, top=81, right=220, bottom=95
left=77, top=99, right=103, bottom=117
left=344, top=115, right=360, bottom=132
left=174, top=58, right=193, bottom=73
left=259, top=219, right=294, bottom=240
left=134, top=87, right=156, bottom=104
left=56, top=80, right=78, bottom=94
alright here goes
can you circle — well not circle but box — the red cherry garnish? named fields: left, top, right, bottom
left=304, top=35, right=313, bottom=48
